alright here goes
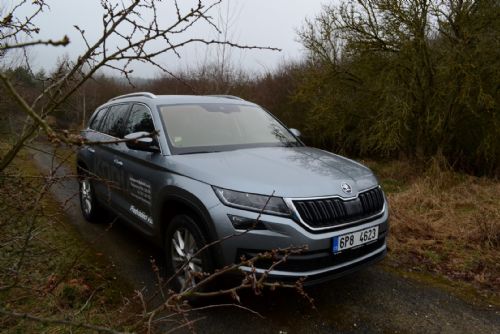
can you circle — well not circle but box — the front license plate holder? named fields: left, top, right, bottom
left=332, top=226, right=379, bottom=254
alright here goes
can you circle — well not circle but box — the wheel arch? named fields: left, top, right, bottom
left=76, top=159, right=90, bottom=176
left=154, top=186, right=224, bottom=268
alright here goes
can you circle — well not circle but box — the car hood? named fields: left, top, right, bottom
left=167, top=147, right=378, bottom=198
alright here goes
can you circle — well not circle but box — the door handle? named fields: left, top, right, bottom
left=87, top=147, right=95, bottom=153
left=113, top=159, right=123, bottom=167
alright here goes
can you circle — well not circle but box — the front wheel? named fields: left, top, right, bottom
left=164, top=215, right=213, bottom=293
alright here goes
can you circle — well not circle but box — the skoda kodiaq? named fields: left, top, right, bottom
left=77, top=93, right=389, bottom=290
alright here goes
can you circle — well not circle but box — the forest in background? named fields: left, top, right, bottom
left=1, top=1, right=499, bottom=332
left=1, top=0, right=499, bottom=177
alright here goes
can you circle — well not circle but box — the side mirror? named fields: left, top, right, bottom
left=289, top=128, right=301, bottom=138
left=124, top=132, right=160, bottom=153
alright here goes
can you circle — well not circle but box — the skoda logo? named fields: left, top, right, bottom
left=341, top=183, right=352, bottom=194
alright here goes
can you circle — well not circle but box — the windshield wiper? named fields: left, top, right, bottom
left=178, top=151, right=221, bottom=155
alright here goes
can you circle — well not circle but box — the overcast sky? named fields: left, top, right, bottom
left=13, top=0, right=330, bottom=78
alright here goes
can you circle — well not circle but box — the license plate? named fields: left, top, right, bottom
left=332, top=226, right=379, bottom=253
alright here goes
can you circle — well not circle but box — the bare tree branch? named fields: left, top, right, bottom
left=0, top=0, right=281, bottom=172
left=0, top=36, right=69, bottom=51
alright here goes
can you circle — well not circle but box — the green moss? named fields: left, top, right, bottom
left=422, top=249, right=444, bottom=263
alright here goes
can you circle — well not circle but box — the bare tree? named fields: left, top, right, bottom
left=0, top=0, right=279, bottom=172
left=0, top=2, right=313, bottom=332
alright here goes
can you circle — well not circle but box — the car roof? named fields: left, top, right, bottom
left=101, top=94, right=256, bottom=107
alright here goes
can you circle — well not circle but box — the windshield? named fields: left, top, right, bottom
left=159, top=103, right=300, bottom=154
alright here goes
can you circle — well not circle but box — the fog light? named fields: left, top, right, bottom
left=228, top=215, right=267, bottom=230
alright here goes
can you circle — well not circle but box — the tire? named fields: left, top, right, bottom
left=78, top=172, right=104, bottom=223
left=164, top=214, right=214, bottom=293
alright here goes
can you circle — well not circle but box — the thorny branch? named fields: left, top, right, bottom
left=0, top=1, right=304, bottom=332
left=1, top=159, right=313, bottom=332
left=0, top=0, right=281, bottom=172
left=132, top=190, right=312, bottom=333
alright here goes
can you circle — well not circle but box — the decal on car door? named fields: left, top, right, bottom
left=128, top=176, right=152, bottom=206
left=129, top=205, right=153, bottom=224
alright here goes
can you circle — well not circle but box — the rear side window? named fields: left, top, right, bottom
left=100, top=104, right=130, bottom=138
left=89, top=107, right=108, bottom=131
left=124, top=104, right=155, bottom=135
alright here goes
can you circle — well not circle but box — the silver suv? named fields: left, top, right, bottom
left=77, top=93, right=388, bottom=290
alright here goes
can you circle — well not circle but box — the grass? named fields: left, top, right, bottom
left=1, top=134, right=498, bottom=332
left=366, top=159, right=500, bottom=302
left=0, top=144, right=136, bottom=333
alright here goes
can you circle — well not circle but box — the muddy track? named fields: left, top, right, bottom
left=30, top=145, right=499, bottom=334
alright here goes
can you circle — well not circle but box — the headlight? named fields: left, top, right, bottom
left=213, top=187, right=291, bottom=216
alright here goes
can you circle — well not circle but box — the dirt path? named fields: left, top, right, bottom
left=30, top=145, right=499, bottom=334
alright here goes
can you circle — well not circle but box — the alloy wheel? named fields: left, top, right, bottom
left=80, top=178, right=92, bottom=216
left=170, top=227, right=203, bottom=291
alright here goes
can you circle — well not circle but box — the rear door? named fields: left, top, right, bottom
left=81, top=106, right=108, bottom=183
left=93, top=103, right=131, bottom=211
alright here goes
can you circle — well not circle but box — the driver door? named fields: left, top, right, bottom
left=119, top=103, right=161, bottom=230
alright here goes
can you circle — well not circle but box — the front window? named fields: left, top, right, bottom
left=159, top=103, right=300, bottom=154
left=124, top=104, right=155, bottom=136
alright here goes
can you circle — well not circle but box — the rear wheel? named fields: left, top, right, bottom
left=78, top=172, right=104, bottom=223
left=164, top=215, right=213, bottom=293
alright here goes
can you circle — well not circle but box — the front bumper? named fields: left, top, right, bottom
left=208, top=199, right=389, bottom=284
left=238, top=241, right=386, bottom=285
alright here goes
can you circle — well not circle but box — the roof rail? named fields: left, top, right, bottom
left=109, top=92, right=156, bottom=102
left=207, top=95, right=244, bottom=101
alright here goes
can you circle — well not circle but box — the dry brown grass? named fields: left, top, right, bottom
left=368, top=159, right=500, bottom=294
left=0, top=147, right=135, bottom=332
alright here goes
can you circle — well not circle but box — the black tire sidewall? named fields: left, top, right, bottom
left=78, top=174, right=101, bottom=223
left=164, top=214, right=214, bottom=292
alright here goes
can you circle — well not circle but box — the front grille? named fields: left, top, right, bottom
left=358, top=187, right=385, bottom=215
left=292, top=187, right=384, bottom=229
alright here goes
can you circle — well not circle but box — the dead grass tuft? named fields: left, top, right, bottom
left=0, top=147, right=135, bottom=332
left=382, top=161, right=500, bottom=293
